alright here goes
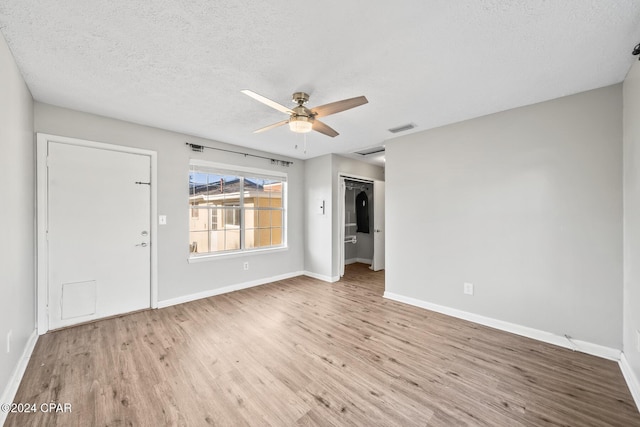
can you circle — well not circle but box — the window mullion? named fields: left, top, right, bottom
left=239, top=176, right=245, bottom=249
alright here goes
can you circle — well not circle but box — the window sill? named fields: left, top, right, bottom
left=187, top=246, right=289, bottom=263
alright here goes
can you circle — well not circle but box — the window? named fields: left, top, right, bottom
left=189, top=161, right=286, bottom=257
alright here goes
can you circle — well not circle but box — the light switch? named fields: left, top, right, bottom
left=159, top=215, right=167, bottom=225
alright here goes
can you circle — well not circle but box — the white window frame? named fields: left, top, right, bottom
left=188, top=160, right=288, bottom=262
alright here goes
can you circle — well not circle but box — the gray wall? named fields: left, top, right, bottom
left=0, top=33, right=35, bottom=400
left=34, top=103, right=305, bottom=303
left=386, top=85, right=623, bottom=349
left=304, top=155, right=333, bottom=280
left=624, top=60, right=640, bottom=384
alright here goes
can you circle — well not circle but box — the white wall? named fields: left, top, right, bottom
left=34, top=103, right=305, bottom=303
left=386, top=85, right=623, bottom=349
left=623, top=60, right=640, bottom=392
left=0, top=32, right=35, bottom=407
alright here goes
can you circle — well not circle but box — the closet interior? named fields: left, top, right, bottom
left=344, top=178, right=374, bottom=267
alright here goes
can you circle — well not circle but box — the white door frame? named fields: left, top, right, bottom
left=36, top=133, right=158, bottom=335
left=371, top=180, right=385, bottom=271
left=339, top=177, right=346, bottom=277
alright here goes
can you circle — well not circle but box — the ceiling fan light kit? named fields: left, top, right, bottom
left=242, top=90, right=368, bottom=137
left=289, top=116, right=313, bottom=133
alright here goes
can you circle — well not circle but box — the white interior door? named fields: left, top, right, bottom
left=372, top=180, right=385, bottom=271
left=47, top=141, right=151, bottom=330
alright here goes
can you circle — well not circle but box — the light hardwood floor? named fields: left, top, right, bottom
left=5, top=263, right=640, bottom=426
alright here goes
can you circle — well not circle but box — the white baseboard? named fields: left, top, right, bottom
left=383, top=291, right=621, bottom=361
left=620, top=353, right=640, bottom=411
left=0, top=329, right=38, bottom=426
left=303, top=271, right=340, bottom=283
left=346, top=258, right=372, bottom=265
left=158, top=271, right=304, bottom=308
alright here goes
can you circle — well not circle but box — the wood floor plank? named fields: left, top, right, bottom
left=5, top=263, right=639, bottom=426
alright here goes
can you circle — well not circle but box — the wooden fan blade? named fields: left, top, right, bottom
left=311, top=96, right=368, bottom=118
left=312, top=119, right=339, bottom=137
left=241, top=90, right=294, bottom=114
left=254, top=120, right=289, bottom=133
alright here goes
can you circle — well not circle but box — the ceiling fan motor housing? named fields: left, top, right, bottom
left=292, top=104, right=313, bottom=119
left=292, top=92, right=310, bottom=105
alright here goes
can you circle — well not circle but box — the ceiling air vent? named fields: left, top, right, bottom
left=388, top=123, right=416, bottom=134
left=355, top=146, right=385, bottom=156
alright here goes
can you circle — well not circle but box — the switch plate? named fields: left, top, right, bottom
left=159, top=215, right=167, bottom=225
left=6, top=330, right=11, bottom=353
left=243, top=261, right=249, bottom=271
left=637, top=330, right=640, bottom=353
left=463, top=282, right=474, bottom=295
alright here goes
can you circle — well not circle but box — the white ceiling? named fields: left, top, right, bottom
left=1, top=1, right=640, bottom=165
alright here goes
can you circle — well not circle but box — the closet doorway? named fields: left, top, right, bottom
left=339, top=176, right=385, bottom=278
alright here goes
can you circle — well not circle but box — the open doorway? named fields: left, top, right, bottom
left=339, top=176, right=385, bottom=278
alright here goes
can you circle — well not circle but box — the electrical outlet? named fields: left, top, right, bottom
left=7, top=330, right=12, bottom=353
left=463, top=282, right=474, bottom=295
left=243, top=261, right=249, bottom=271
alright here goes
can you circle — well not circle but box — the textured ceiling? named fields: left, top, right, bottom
left=1, top=1, right=640, bottom=164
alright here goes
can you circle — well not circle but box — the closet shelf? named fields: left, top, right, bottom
left=345, top=223, right=357, bottom=227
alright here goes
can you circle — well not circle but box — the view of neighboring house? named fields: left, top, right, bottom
left=189, top=173, right=284, bottom=255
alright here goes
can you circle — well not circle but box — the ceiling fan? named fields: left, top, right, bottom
left=241, top=90, right=368, bottom=137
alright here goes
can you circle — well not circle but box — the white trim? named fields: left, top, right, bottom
left=303, top=271, right=340, bottom=283
left=36, top=135, right=48, bottom=334
left=383, top=291, right=621, bottom=361
left=158, top=271, right=304, bottom=308
left=620, top=353, right=640, bottom=412
left=339, top=178, right=346, bottom=277
left=188, top=246, right=289, bottom=263
left=337, top=173, right=377, bottom=279
left=150, top=155, right=158, bottom=309
left=0, top=330, right=38, bottom=426
left=36, top=133, right=159, bottom=334
left=338, top=172, right=375, bottom=184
